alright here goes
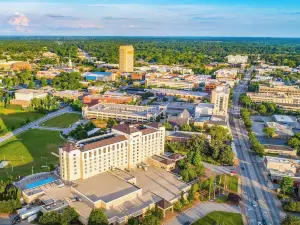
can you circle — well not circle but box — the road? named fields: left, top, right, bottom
left=229, top=68, right=285, bottom=225
left=164, top=202, right=240, bottom=225
left=0, top=106, right=72, bottom=144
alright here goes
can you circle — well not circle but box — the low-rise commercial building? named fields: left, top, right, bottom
left=259, top=84, right=300, bottom=96
left=11, top=89, right=47, bottom=107
left=247, top=92, right=300, bottom=111
left=11, top=62, right=32, bottom=71
left=52, top=90, right=83, bottom=100
left=146, top=79, right=195, bottom=90
left=195, top=103, right=214, bottom=118
left=82, top=72, right=117, bottom=81
left=36, top=69, right=60, bottom=79
left=82, top=103, right=165, bottom=122
left=215, top=68, right=238, bottom=80
left=263, top=144, right=297, bottom=157
left=227, top=55, right=248, bottom=64
left=264, top=156, right=300, bottom=181
left=273, top=115, right=296, bottom=127
left=266, top=122, right=294, bottom=139
left=146, top=88, right=208, bottom=100
left=83, top=94, right=137, bottom=105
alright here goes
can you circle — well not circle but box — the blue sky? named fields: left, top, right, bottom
left=0, top=0, right=300, bottom=37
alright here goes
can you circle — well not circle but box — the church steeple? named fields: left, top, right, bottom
left=68, top=52, right=72, bottom=68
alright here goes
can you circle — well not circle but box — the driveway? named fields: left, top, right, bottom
left=203, top=162, right=236, bottom=175
left=164, top=202, right=241, bottom=225
left=0, top=214, right=31, bottom=225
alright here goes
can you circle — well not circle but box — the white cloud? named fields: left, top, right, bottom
left=8, top=12, right=30, bottom=27
left=7, top=12, right=31, bottom=33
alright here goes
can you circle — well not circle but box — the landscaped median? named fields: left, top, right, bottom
left=0, top=129, right=66, bottom=180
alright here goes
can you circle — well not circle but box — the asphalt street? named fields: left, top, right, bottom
left=230, top=69, right=285, bottom=225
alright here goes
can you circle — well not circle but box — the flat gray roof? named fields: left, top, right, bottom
left=74, top=172, right=140, bottom=203
left=129, top=166, right=190, bottom=202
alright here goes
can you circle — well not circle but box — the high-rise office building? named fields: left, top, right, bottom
left=211, top=85, right=230, bottom=116
left=119, top=45, right=134, bottom=72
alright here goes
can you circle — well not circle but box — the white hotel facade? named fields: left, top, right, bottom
left=59, top=123, right=165, bottom=181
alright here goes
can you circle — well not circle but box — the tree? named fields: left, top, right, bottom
left=283, top=201, right=300, bottom=212
left=28, top=80, right=35, bottom=89
left=61, top=206, right=79, bottom=225
left=141, top=210, right=160, bottom=225
left=181, top=123, right=192, bottom=132
left=280, top=177, right=294, bottom=195
left=173, top=201, right=183, bottom=211
left=70, top=99, right=83, bottom=111
left=192, top=150, right=202, bottom=167
left=106, top=118, right=117, bottom=131
left=163, top=121, right=173, bottom=131
left=88, top=208, right=108, bottom=225
left=128, top=217, right=139, bottom=225
left=39, top=211, right=61, bottom=225
left=239, top=93, right=252, bottom=107
left=281, top=215, right=300, bottom=225
left=219, top=146, right=234, bottom=165
left=41, top=77, right=48, bottom=87
left=263, top=127, right=275, bottom=137
left=257, top=104, right=267, bottom=114
left=228, top=193, right=242, bottom=205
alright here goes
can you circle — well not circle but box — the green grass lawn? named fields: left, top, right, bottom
left=0, top=129, right=66, bottom=180
left=192, top=211, right=243, bottom=225
left=41, top=113, right=81, bottom=128
left=0, top=106, right=44, bottom=136
left=216, top=194, right=229, bottom=203
left=219, top=174, right=239, bottom=193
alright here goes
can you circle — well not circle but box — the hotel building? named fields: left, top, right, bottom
left=59, top=123, right=165, bottom=181
left=119, top=45, right=134, bottom=72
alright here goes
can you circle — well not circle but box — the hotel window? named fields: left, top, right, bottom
left=121, top=143, right=123, bottom=148
left=84, top=153, right=87, bottom=159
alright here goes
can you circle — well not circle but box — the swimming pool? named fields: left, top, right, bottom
left=25, top=176, right=57, bottom=189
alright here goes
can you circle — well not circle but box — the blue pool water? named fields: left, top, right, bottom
left=26, top=176, right=57, bottom=189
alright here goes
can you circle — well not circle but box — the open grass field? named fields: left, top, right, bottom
left=192, top=211, right=243, bottom=225
left=220, top=174, right=239, bottom=193
left=0, top=129, right=66, bottom=180
left=41, top=113, right=81, bottom=128
left=0, top=106, right=44, bottom=136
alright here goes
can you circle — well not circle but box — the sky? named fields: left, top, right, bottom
left=0, top=0, right=300, bottom=37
